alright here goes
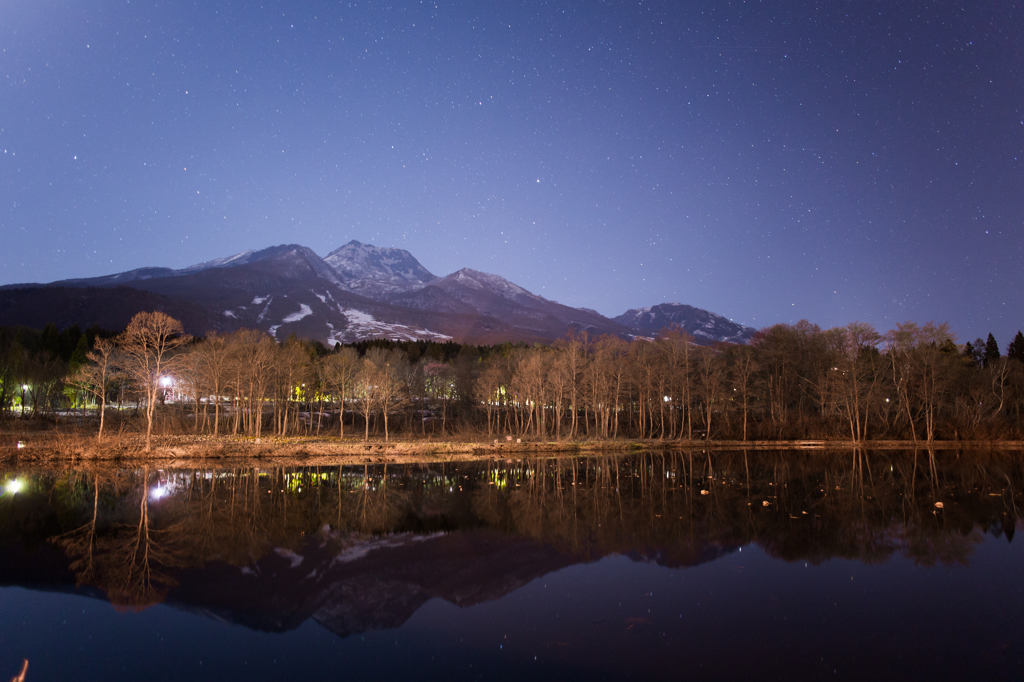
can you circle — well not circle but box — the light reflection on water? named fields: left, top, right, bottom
left=1, top=449, right=1023, bottom=681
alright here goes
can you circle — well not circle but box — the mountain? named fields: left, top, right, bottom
left=120, top=245, right=462, bottom=343
left=46, top=244, right=346, bottom=290
left=324, top=240, right=436, bottom=298
left=386, top=268, right=633, bottom=339
left=0, top=241, right=757, bottom=346
left=613, top=303, right=756, bottom=344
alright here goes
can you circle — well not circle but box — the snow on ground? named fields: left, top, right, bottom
left=311, top=290, right=327, bottom=303
left=326, top=308, right=451, bottom=346
left=282, top=304, right=313, bottom=323
left=268, top=325, right=281, bottom=338
left=256, top=296, right=273, bottom=322
left=344, top=308, right=376, bottom=326
left=223, top=310, right=237, bottom=318
left=252, top=296, right=268, bottom=305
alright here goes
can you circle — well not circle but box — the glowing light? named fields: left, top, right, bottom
left=6, top=479, right=23, bottom=494
left=151, top=486, right=167, bottom=500
left=159, top=376, right=173, bottom=387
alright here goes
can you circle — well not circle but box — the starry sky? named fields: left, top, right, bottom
left=2, top=1, right=1022, bottom=345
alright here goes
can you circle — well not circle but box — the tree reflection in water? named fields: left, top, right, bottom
left=3, top=448, right=1018, bottom=613
left=51, top=467, right=190, bottom=609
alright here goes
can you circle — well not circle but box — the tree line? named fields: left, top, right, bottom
left=3, top=311, right=1024, bottom=446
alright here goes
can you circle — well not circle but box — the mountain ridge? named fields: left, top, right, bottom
left=0, top=241, right=757, bottom=346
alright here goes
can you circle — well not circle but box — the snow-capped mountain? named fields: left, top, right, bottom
left=614, top=303, right=756, bottom=344
left=385, top=268, right=631, bottom=339
left=115, top=245, right=457, bottom=344
left=0, top=241, right=759, bottom=346
left=324, top=240, right=436, bottom=297
left=442, top=269, right=537, bottom=302
left=177, top=249, right=260, bottom=273
left=51, top=244, right=346, bottom=290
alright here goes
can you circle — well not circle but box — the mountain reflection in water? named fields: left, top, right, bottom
left=1, top=449, right=1023, bottom=680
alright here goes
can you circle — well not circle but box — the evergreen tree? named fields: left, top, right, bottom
left=1008, top=331, right=1024, bottom=363
left=39, top=322, right=60, bottom=357
left=965, top=339, right=985, bottom=367
left=58, top=323, right=82, bottom=362
left=962, top=341, right=976, bottom=365
left=984, top=333, right=1000, bottom=367
left=69, top=334, right=90, bottom=373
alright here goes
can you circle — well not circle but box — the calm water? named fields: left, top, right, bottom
left=1, top=450, right=1023, bottom=681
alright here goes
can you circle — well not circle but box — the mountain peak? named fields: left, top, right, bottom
left=324, top=241, right=435, bottom=297
left=614, top=302, right=755, bottom=344
left=443, top=268, right=536, bottom=302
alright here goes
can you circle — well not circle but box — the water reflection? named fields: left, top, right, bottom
left=1, top=449, right=1021, bottom=635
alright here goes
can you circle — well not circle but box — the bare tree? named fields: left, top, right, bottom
left=354, top=355, right=380, bottom=440
left=423, top=360, right=456, bottom=434
left=175, top=344, right=206, bottom=434
left=474, top=362, right=504, bottom=437
left=588, top=336, right=628, bottom=438
left=117, top=312, right=193, bottom=451
left=368, top=347, right=406, bottom=442
left=831, top=322, right=884, bottom=443
left=65, top=337, right=118, bottom=440
left=197, top=331, right=231, bottom=435
left=553, top=332, right=588, bottom=438
left=694, top=345, right=725, bottom=440
left=886, top=322, right=956, bottom=442
left=274, top=338, right=310, bottom=436
left=229, top=329, right=276, bottom=438
left=727, top=343, right=758, bottom=441
left=322, top=346, right=359, bottom=438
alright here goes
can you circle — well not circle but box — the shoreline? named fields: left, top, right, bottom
left=2, top=431, right=1023, bottom=467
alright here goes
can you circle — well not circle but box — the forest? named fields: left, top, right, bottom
left=2, top=311, right=1024, bottom=445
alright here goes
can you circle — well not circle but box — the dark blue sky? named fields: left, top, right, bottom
left=2, top=1, right=1022, bottom=344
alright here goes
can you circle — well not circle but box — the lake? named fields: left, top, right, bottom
left=1, top=449, right=1022, bottom=681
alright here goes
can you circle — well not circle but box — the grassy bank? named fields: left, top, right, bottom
left=3, top=429, right=1024, bottom=468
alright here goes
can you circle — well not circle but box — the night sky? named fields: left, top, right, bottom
left=2, top=1, right=1022, bottom=344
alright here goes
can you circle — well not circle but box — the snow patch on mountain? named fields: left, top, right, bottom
left=450, top=269, right=533, bottom=301
left=282, top=304, right=313, bottom=323
left=182, top=250, right=258, bottom=273
left=327, top=308, right=451, bottom=345
left=256, top=296, right=273, bottom=322
left=342, top=309, right=376, bottom=327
